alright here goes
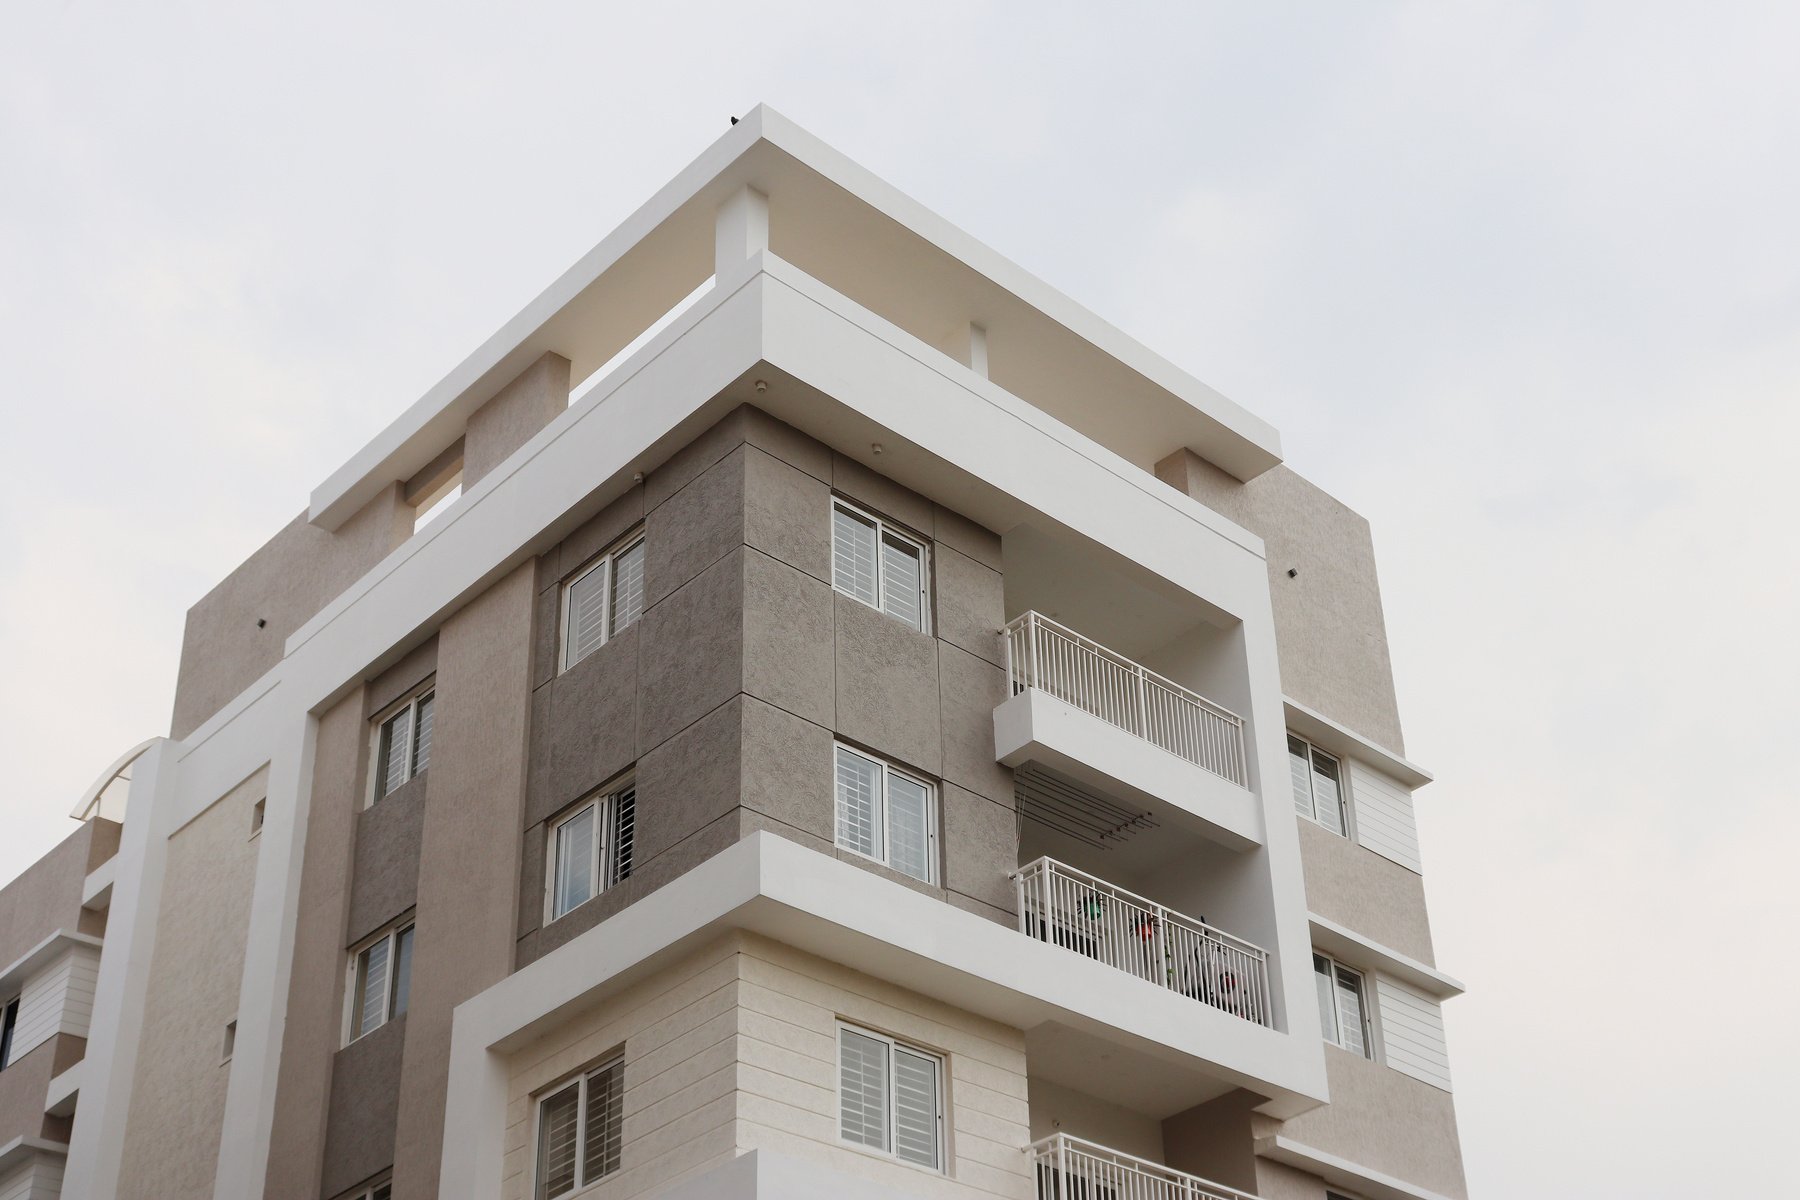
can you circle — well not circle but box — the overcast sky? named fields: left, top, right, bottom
left=4, top=3, right=1796, bottom=1195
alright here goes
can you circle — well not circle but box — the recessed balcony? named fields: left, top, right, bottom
left=995, top=611, right=1260, bottom=849
left=1029, top=1134, right=1261, bottom=1200
left=1012, top=857, right=1273, bottom=1029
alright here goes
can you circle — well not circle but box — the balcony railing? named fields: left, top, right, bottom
left=1030, top=1134, right=1262, bottom=1200
left=1011, top=857, right=1272, bottom=1028
left=1002, top=612, right=1248, bottom=787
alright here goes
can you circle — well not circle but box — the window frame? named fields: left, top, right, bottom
left=348, top=1179, right=392, bottom=1200
left=834, top=1021, right=946, bottom=1173
left=1313, top=952, right=1374, bottom=1060
left=544, top=777, right=636, bottom=924
left=832, top=744, right=939, bottom=885
left=1288, top=733, right=1352, bottom=839
left=344, top=918, right=416, bottom=1045
left=0, top=994, right=18, bottom=1070
left=830, top=498, right=932, bottom=634
left=558, top=527, right=647, bottom=674
left=531, top=1053, right=625, bottom=1200
left=368, top=684, right=436, bottom=807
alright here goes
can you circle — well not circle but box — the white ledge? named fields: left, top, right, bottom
left=1255, top=1134, right=1458, bottom=1200
left=1282, top=697, right=1432, bottom=789
left=1307, top=913, right=1463, bottom=999
left=0, top=930, right=103, bottom=997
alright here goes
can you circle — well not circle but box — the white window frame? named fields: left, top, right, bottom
left=834, top=1021, right=946, bottom=1173
left=0, top=994, right=19, bottom=1070
left=1313, top=952, right=1375, bottom=1060
left=544, top=779, right=636, bottom=923
left=531, top=1054, right=625, bottom=1200
left=344, top=918, right=415, bottom=1045
left=833, top=744, right=939, bottom=885
left=368, top=684, right=436, bottom=807
left=559, top=527, right=647, bottom=673
left=830, top=498, right=932, bottom=633
left=1289, top=733, right=1352, bottom=839
left=348, top=1179, right=392, bottom=1200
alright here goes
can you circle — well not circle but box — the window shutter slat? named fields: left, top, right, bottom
left=582, top=1061, right=624, bottom=1182
left=356, top=938, right=390, bottom=1038
left=885, top=773, right=932, bottom=883
left=377, top=708, right=411, bottom=800
left=610, top=542, right=645, bottom=636
left=835, top=749, right=883, bottom=860
left=879, top=534, right=924, bottom=630
left=1288, top=735, right=1314, bottom=819
left=838, top=1028, right=890, bottom=1152
left=892, top=1047, right=939, bottom=1168
left=566, top=567, right=609, bottom=669
left=536, top=1083, right=580, bottom=1199
left=611, top=787, right=635, bottom=884
left=832, top=507, right=879, bottom=607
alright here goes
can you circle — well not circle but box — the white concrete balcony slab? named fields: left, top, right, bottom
left=1030, top=1134, right=1261, bottom=1200
left=996, top=613, right=1261, bottom=849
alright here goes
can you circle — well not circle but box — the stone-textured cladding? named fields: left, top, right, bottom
left=501, top=932, right=1033, bottom=1200
left=115, top=768, right=264, bottom=1198
left=0, top=1033, right=81, bottom=1147
left=1297, top=820, right=1436, bottom=966
left=515, top=406, right=1016, bottom=966
left=1155, top=450, right=1405, bottom=755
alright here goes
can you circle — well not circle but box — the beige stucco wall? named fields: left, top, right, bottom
left=1269, top=1046, right=1467, bottom=1199
left=0, top=819, right=116, bottom=971
left=1156, top=451, right=1405, bottom=755
left=464, top=352, right=570, bottom=487
left=1296, top=820, right=1436, bottom=966
left=116, top=766, right=265, bottom=1198
left=503, top=932, right=1032, bottom=1200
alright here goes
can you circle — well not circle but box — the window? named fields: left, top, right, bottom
left=250, top=797, right=266, bottom=838
left=831, top=500, right=929, bottom=632
left=561, top=530, right=646, bottom=671
left=547, top=780, right=636, bottom=922
left=222, top=1019, right=237, bottom=1064
left=837, top=1024, right=943, bottom=1171
left=348, top=920, right=415, bottom=1043
left=372, top=687, right=435, bottom=803
left=0, top=996, right=17, bottom=1070
left=1314, top=953, right=1372, bottom=1058
left=535, top=1056, right=624, bottom=1200
left=349, top=1181, right=392, bottom=1200
left=834, top=746, right=936, bottom=884
left=1289, top=735, right=1348, bottom=837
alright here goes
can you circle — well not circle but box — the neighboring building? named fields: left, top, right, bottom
left=9, top=107, right=1465, bottom=1200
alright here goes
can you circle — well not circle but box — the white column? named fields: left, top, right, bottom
left=715, top=185, right=769, bottom=276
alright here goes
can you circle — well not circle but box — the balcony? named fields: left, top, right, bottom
left=1030, top=1134, right=1261, bottom=1200
left=995, top=612, right=1260, bottom=849
left=1012, top=858, right=1273, bottom=1028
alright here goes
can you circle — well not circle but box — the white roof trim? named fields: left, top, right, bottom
left=1308, top=913, right=1464, bottom=999
left=1283, top=697, right=1433, bottom=789
left=1255, top=1134, right=1458, bottom=1200
left=0, top=929, right=104, bottom=997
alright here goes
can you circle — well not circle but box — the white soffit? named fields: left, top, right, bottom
left=1282, top=697, right=1433, bottom=789
left=1307, top=913, right=1464, bottom=1000
left=309, top=104, right=1281, bottom=530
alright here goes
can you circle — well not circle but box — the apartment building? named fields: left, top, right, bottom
left=6, top=107, right=1466, bottom=1200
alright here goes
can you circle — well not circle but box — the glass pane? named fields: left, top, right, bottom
left=610, top=788, right=635, bottom=885
left=609, top=541, right=646, bottom=636
left=411, top=694, right=434, bottom=776
left=892, top=1047, right=939, bottom=1168
left=1313, top=954, right=1339, bottom=1045
left=536, top=1082, right=581, bottom=1200
left=553, top=805, right=598, bottom=919
left=1335, top=966, right=1367, bottom=1057
left=838, top=1029, right=889, bottom=1152
left=565, top=564, right=609, bottom=669
left=1287, top=735, right=1314, bottom=820
left=582, top=1061, right=625, bottom=1181
left=885, top=774, right=932, bottom=883
left=880, top=534, right=924, bottom=630
left=391, top=926, right=414, bottom=1019
left=354, top=938, right=390, bottom=1038
left=835, top=749, right=883, bottom=860
left=832, top=506, right=878, bottom=606
left=376, top=708, right=412, bottom=800
left=1311, top=750, right=1346, bottom=837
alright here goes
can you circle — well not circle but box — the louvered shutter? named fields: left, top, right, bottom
left=610, top=542, right=646, bottom=636
left=885, top=773, right=932, bottom=883
left=835, top=749, right=883, bottom=860
left=354, top=938, right=390, bottom=1038
left=832, top=506, right=879, bottom=606
left=565, top=564, right=609, bottom=669
left=582, top=1060, right=625, bottom=1181
left=536, top=1082, right=580, bottom=1199
left=838, top=1028, right=890, bottom=1152
left=1312, top=954, right=1339, bottom=1043
left=891, top=1046, right=940, bottom=1168
left=879, top=534, right=924, bottom=630
left=376, top=708, right=412, bottom=799
left=1335, top=966, right=1368, bottom=1057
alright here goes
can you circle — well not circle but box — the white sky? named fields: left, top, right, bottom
left=3, top=3, right=1796, bottom=1195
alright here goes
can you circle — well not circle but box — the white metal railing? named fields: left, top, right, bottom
left=1011, top=857, right=1272, bottom=1028
left=1029, top=1134, right=1263, bottom=1200
left=1002, top=612, right=1248, bottom=787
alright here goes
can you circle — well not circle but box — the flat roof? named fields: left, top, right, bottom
left=310, top=104, right=1282, bottom=530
